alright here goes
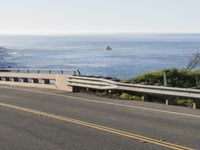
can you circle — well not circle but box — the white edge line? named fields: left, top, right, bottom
left=0, top=85, right=200, bottom=119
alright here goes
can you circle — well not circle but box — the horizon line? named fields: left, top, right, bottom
left=0, top=31, right=200, bottom=36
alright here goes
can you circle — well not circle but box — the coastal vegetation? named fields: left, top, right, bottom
left=127, top=68, right=200, bottom=88
left=93, top=68, right=200, bottom=108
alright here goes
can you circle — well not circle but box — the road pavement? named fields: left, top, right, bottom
left=0, top=85, right=199, bottom=150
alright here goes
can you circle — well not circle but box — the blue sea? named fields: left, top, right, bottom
left=0, top=34, right=200, bottom=79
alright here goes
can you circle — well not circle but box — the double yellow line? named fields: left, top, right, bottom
left=0, top=102, right=193, bottom=150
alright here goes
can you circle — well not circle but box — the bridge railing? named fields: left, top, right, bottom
left=0, top=68, right=75, bottom=91
left=0, top=68, right=81, bottom=76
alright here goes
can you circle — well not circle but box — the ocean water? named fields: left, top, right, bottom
left=0, top=34, right=200, bottom=79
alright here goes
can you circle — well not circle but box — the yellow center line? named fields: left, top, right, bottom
left=0, top=102, right=193, bottom=150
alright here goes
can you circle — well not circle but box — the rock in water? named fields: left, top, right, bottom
left=106, top=46, right=112, bottom=50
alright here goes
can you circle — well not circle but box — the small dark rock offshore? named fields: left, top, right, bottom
left=106, top=46, right=112, bottom=50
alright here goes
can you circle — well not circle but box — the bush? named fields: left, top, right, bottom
left=127, top=68, right=200, bottom=88
left=93, top=68, right=199, bottom=108
left=119, top=93, right=141, bottom=101
left=120, top=93, right=132, bottom=100
left=128, top=71, right=163, bottom=85
left=174, top=98, right=193, bottom=107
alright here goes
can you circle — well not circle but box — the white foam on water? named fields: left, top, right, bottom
left=66, top=64, right=107, bottom=67
left=8, top=52, right=17, bottom=55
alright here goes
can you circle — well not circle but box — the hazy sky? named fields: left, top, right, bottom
left=0, top=0, right=200, bottom=35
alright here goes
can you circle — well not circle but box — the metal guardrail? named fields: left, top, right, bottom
left=67, top=76, right=200, bottom=109
left=67, top=76, right=200, bottom=98
left=0, top=68, right=81, bottom=76
left=67, top=76, right=117, bottom=90
left=0, top=69, right=199, bottom=109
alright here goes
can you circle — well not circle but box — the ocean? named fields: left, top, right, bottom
left=0, top=34, right=200, bottom=79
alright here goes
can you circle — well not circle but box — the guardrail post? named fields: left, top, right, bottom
left=86, top=88, right=89, bottom=92
left=193, top=99, right=200, bottom=109
left=165, top=96, right=172, bottom=105
left=141, top=94, right=148, bottom=102
left=165, top=99, right=169, bottom=105
left=163, top=70, right=168, bottom=86
left=193, top=102, right=196, bottom=109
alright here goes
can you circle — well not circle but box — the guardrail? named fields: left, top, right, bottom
left=0, top=68, right=81, bottom=76
left=67, top=76, right=200, bottom=109
left=0, top=69, right=199, bottom=109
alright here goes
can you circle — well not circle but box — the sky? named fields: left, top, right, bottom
left=0, top=0, right=200, bottom=35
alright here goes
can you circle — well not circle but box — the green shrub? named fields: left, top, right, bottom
left=127, top=68, right=200, bottom=88
left=174, top=98, right=193, bottom=107
left=119, top=93, right=141, bottom=101
left=120, top=93, right=132, bottom=100
left=128, top=71, right=163, bottom=85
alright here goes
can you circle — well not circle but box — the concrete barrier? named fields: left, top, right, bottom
left=0, top=72, right=72, bottom=92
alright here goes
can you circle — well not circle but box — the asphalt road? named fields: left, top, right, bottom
left=0, top=85, right=200, bottom=150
